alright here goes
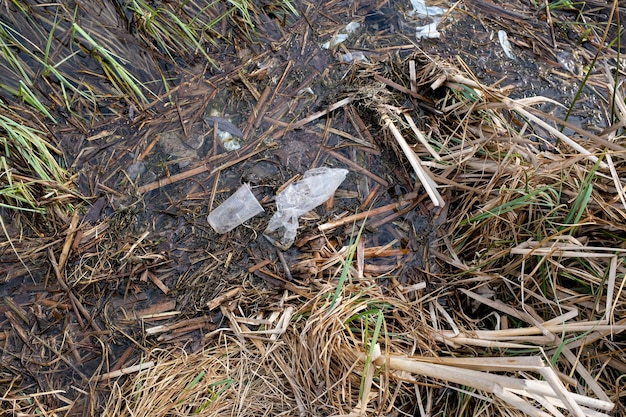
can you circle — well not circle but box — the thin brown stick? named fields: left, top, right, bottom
left=248, top=85, right=272, bottom=132
left=272, top=97, right=353, bottom=139
left=325, top=149, right=389, bottom=187
left=58, top=211, right=80, bottom=271
left=373, top=73, right=432, bottom=103
left=238, top=71, right=261, bottom=101
left=48, top=248, right=102, bottom=332
left=207, top=287, right=243, bottom=310
left=359, top=183, right=381, bottom=211
left=110, top=345, right=135, bottom=373
left=319, top=192, right=418, bottom=231
left=367, top=198, right=421, bottom=229
left=347, top=104, right=378, bottom=146
left=137, top=134, right=160, bottom=161
left=137, top=146, right=266, bottom=194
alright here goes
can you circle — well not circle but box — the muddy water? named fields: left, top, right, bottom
left=0, top=1, right=620, bottom=411
left=0, top=0, right=613, bottom=298
left=1, top=0, right=613, bottom=303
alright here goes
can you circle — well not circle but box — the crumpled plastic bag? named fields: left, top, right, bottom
left=264, top=167, right=348, bottom=249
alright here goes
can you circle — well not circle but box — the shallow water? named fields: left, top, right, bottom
left=0, top=1, right=622, bottom=413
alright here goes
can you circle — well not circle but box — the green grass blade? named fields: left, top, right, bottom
left=18, top=81, right=56, bottom=122
left=359, top=309, right=383, bottom=402
left=460, top=186, right=558, bottom=226
left=71, top=22, right=151, bottom=104
left=562, top=155, right=603, bottom=227
left=328, top=216, right=368, bottom=312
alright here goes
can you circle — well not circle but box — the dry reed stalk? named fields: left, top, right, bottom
left=137, top=140, right=266, bottom=194
left=362, top=344, right=615, bottom=417
left=98, top=361, right=155, bottom=381
left=272, top=97, right=353, bottom=139
left=318, top=191, right=418, bottom=231
left=381, top=114, right=444, bottom=206
left=325, top=149, right=389, bottom=186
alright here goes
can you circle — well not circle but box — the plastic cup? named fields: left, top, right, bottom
left=207, top=184, right=264, bottom=233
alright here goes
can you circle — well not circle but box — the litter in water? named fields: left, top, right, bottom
left=208, top=184, right=264, bottom=233
left=264, top=167, right=348, bottom=249
left=498, top=30, right=515, bottom=60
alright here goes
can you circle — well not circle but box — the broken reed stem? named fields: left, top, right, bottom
left=373, top=73, right=431, bottom=102
left=272, top=97, right=353, bottom=139
left=325, top=149, right=389, bottom=187
left=381, top=115, right=445, bottom=207
left=207, top=287, right=243, bottom=310
left=403, top=113, right=442, bottom=161
left=362, top=344, right=614, bottom=417
left=137, top=146, right=266, bottom=194
left=97, top=361, right=155, bottom=381
left=367, top=197, right=420, bottom=229
left=248, top=84, right=272, bottom=133
left=515, top=105, right=608, bottom=168
left=318, top=192, right=418, bottom=231
left=58, top=211, right=80, bottom=271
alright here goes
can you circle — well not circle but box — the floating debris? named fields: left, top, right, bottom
left=410, top=0, right=446, bottom=17
left=344, top=21, right=360, bottom=33
left=265, top=167, right=348, bottom=249
left=208, top=184, right=264, bottom=233
left=321, top=21, right=360, bottom=49
left=205, top=114, right=242, bottom=151
left=340, top=51, right=368, bottom=63
left=416, top=20, right=441, bottom=40
left=410, top=0, right=446, bottom=40
left=498, top=30, right=515, bottom=60
left=556, top=50, right=577, bottom=74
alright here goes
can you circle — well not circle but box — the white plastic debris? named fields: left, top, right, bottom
left=410, top=0, right=446, bottom=40
left=416, top=19, right=441, bottom=39
left=498, top=30, right=515, bottom=60
left=208, top=184, right=264, bottom=233
left=264, top=167, right=348, bottom=249
left=340, top=51, right=368, bottom=63
left=321, top=34, right=348, bottom=49
left=217, top=130, right=241, bottom=151
left=321, top=22, right=360, bottom=49
left=410, top=0, right=445, bottom=17
left=344, top=22, right=361, bottom=33
left=556, top=50, right=577, bottom=74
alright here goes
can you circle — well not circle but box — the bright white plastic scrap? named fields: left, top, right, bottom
left=321, top=34, right=348, bottom=49
left=411, top=0, right=445, bottom=17
left=416, top=19, right=441, bottom=39
left=344, top=21, right=360, bottom=33
left=340, top=51, right=368, bottom=63
left=498, top=30, right=515, bottom=59
left=321, top=22, right=360, bottom=49
left=411, top=0, right=446, bottom=40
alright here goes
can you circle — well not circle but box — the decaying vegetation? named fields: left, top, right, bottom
left=1, top=0, right=625, bottom=416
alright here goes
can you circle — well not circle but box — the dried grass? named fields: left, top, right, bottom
left=98, top=48, right=626, bottom=416
left=2, top=1, right=625, bottom=416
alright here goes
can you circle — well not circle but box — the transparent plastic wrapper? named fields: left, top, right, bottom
left=207, top=184, right=264, bottom=233
left=265, top=167, right=348, bottom=249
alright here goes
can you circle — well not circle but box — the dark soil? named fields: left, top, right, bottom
left=1, top=0, right=623, bottom=414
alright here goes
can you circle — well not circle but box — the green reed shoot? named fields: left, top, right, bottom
left=72, top=22, right=151, bottom=104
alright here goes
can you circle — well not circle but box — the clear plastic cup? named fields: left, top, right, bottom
left=207, top=184, right=264, bottom=233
